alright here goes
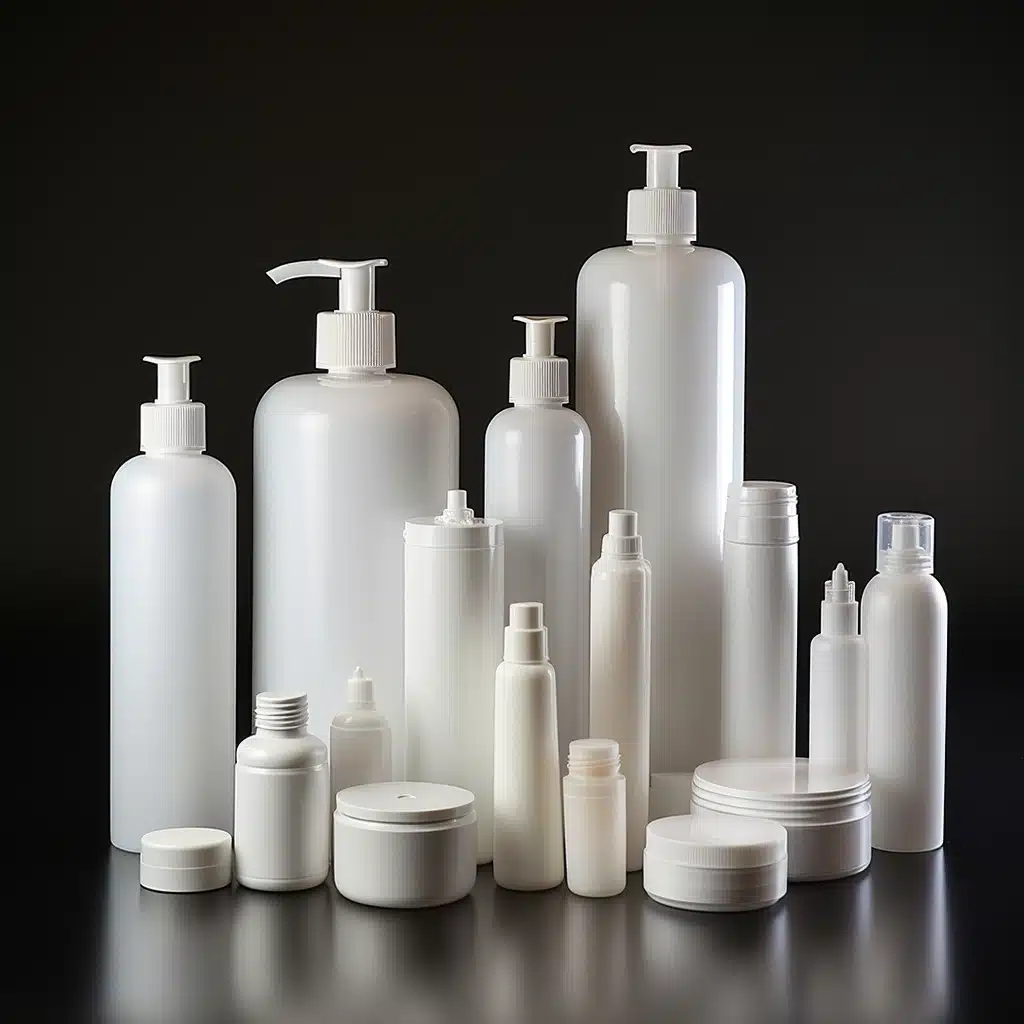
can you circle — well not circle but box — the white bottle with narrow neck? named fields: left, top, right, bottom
left=330, top=666, right=392, bottom=803
left=809, top=563, right=868, bottom=772
left=863, top=513, right=948, bottom=852
left=485, top=314, right=591, bottom=768
left=110, top=356, right=236, bottom=852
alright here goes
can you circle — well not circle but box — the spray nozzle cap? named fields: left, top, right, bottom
left=602, top=509, right=643, bottom=556
left=346, top=666, right=375, bottom=709
left=140, top=355, right=206, bottom=453
left=630, top=143, right=693, bottom=188
left=877, top=512, right=934, bottom=573
left=504, top=601, right=548, bottom=663
left=824, top=563, right=854, bottom=603
left=509, top=315, right=569, bottom=404
left=435, top=488, right=476, bottom=525
left=626, top=143, right=697, bottom=242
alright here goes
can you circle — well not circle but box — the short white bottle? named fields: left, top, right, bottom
left=493, top=602, right=564, bottom=891
left=110, top=355, right=236, bottom=853
left=809, top=563, right=867, bottom=772
left=234, top=692, right=330, bottom=891
left=863, top=513, right=948, bottom=853
left=330, top=666, right=392, bottom=804
left=588, top=510, right=651, bottom=872
left=563, top=738, right=626, bottom=898
left=484, top=314, right=591, bottom=768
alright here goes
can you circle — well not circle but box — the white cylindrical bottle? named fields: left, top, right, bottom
left=234, top=692, right=330, bottom=891
left=493, top=602, right=564, bottom=891
left=110, top=355, right=236, bottom=853
left=809, top=563, right=868, bottom=772
left=404, top=489, right=504, bottom=863
left=863, top=513, right=948, bottom=852
left=255, top=259, right=458, bottom=773
left=330, top=666, right=392, bottom=803
left=588, top=510, right=651, bottom=872
left=721, top=481, right=799, bottom=759
left=485, top=314, right=591, bottom=768
left=576, top=144, right=745, bottom=777
left=563, top=738, right=626, bottom=898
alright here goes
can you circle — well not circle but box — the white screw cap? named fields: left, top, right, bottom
left=508, top=315, right=569, bottom=405
left=347, top=666, right=376, bottom=709
left=626, top=144, right=697, bottom=242
left=140, top=355, right=206, bottom=453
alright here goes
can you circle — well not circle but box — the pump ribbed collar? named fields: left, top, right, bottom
left=508, top=315, right=569, bottom=405
left=626, top=143, right=697, bottom=242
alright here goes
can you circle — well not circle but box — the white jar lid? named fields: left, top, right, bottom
left=336, top=781, right=475, bottom=824
left=693, top=758, right=869, bottom=804
left=646, top=813, right=787, bottom=870
left=139, top=828, right=232, bottom=893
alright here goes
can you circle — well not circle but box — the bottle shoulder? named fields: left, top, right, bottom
left=236, top=732, right=327, bottom=769
left=495, top=660, right=557, bottom=685
left=486, top=405, right=591, bottom=442
left=578, top=243, right=743, bottom=285
left=862, top=572, right=947, bottom=613
left=330, top=710, right=391, bottom=732
left=111, top=452, right=236, bottom=495
left=591, top=553, right=652, bottom=582
left=257, top=371, right=457, bottom=419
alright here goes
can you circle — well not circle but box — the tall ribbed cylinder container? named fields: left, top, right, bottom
left=404, top=490, right=504, bottom=863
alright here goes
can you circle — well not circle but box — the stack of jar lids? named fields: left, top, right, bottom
left=691, top=758, right=872, bottom=881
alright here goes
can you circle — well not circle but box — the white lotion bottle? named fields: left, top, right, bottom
left=588, top=510, right=651, bottom=872
left=493, top=602, right=564, bottom=891
left=404, top=489, right=504, bottom=863
left=110, top=356, right=236, bottom=853
left=485, top=314, right=591, bottom=768
left=330, top=667, right=392, bottom=803
left=576, top=144, right=745, bottom=777
left=721, top=481, right=799, bottom=759
left=809, top=563, right=867, bottom=772
left=255, top=259, right=458, bottom=771
left=863, top=513, right=948, bottom=852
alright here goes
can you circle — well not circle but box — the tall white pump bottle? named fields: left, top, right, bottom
left=576, top=144, right=745, bottom=776
left=484, top=315, right=591, bottom=766
left=254, top=259, right=458, bottom=773
left=110, top=356, right=236, bottom=852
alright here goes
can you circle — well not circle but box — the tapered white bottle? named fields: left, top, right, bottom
left=493, top=602, right=564, bottom=891
left=576, top=144, right=745, bottom=776
left=330, top=667, right=392, bottom=803
left=110, top=356, right=236, bottom=852
left=485, top=314, right=591, bottom=767
left=588, top=510, right=651, bottom=871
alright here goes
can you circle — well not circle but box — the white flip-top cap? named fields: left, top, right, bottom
left=508, top=315, right=569, bottom=405
left=626, top=144, right=696, bottom=242
left=140, top=355, right=206, bottom=453
left=267, top=258, right=396, bottom=373
left=139, top=827, right=232, bottom=893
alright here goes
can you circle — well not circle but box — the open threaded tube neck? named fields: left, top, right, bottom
left=254, top=692, right=309, bottom=732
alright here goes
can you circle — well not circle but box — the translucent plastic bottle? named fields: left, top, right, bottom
left=576, top=144, right=745, bottom=776
left=330, top=666, right=392, bottom=803
left=485, top=315, right=590, bottom=766
left=254, top=259, right=458, bottom=771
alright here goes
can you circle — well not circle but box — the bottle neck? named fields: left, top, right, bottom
left=255, top=724, right=307, bottom=739
left=627, top=235, right=696, bottom=247
left=511, top=397, right=568, bottom=409
left=324, top=367, right=388, bottom=379
left=568, top=758, right=621, bottom=779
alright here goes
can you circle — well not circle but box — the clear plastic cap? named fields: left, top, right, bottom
left=509, top=315, right=569, bottom=405
left=140, top=355, right=206, bottom=453
left=626, top=144, right=696, bottom=242
left=347, top=666, right=376, bottom=709
left=877, top=512, right=934, bottom=573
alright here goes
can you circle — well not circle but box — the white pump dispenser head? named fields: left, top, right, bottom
left=140, top=355, right=206, bottom=453
left=508, top=315, right=569, bottom=405
left=626, top=144, right=696, bottom=243
left=821, top=563, right=858, bottom=636
left=266, top=258, right=396, bottom=373
left=347, top=666, right=376, bottom=710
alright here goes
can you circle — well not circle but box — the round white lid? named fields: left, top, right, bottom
left=693, top=758, right=869, bottom=802
left=336, top=781, right=475, bottom=824
left=646, top=814, right=787, bottom=870
left=139, top=827, right=232, bottom=893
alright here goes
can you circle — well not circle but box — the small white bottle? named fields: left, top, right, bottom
left=809, top=563, right=867, bottom=772
left=721, top=481, right=799, bottom=759
left=563, top=738, right=626, bottom=898
left=493, top=602, right=564, bottom=891
left=234, top=692, right=330, bottom=891
left=588, top=510, right=651, bottom=872
left=110, top=355, right=236, bottom=853
left=863, top=513, right=948, bottom=852
left=330, top=666, right=392, bottom=803
left=484, top=314, right=591, bottom=768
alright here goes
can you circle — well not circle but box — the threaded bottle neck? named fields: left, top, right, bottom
left=567, top=738, right=621, bottom=778
left=254, top=692, right=309, bottom=734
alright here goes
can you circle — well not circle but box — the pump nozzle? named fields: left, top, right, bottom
left=630, top=143, right=692, bottom=189
left=509, top=315, right=570, bottom=405
left=436, top=488, right=476, bottom=525
left=267, top=258, right=387, bottom=312
left=513, top=315, right=567, bottom=358
left=142, top=355, right=200, bottom=405
left=140, top=355, right=205, bottom=453
left=626, top=144, right=697, bottom=242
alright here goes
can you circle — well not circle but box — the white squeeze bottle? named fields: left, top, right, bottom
left=254, top=259, right=458, bottom=772
left=484, top=314, right=591, bottom=767
left=110, top=356, right=236, bottom=852
left=576, top=144, right=745, bottom=777
left=330, top=666, right=392, bottom=803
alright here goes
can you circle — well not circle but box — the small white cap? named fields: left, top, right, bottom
left=347, top=666, right=375, bottom=709
left=503, top=601, right=549, bottom=664
left=626, top=144, right=697, bottom=242
left=877, top=512, right=934, bottom=574
left=139, top=827, right=232, bottom=893
left=140, top=355, right=206, bottom=453
left=821, top=562, right=858, bottom=636
left=508, top=315, right=569, bottom=405
left=601, top=509, right=643, bottom=556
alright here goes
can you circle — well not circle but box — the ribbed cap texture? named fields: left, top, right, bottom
left=509, top=356, right=569, bottom=404
left=140, top=402, right=206, bottom=453
left=316, top=310, right=396, bottom=371
left=627, top=188, right=697, bottom=240
left=645, top=814, right=787, bottom=870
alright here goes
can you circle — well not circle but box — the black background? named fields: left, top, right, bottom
left=8, top=8, right=1023, bottom=1020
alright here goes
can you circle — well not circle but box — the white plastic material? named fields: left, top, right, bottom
left=233, top=692, right=330, bottom=891
left=643, top=814, right=787, bottom=913
left=485, top=316, right=591, bottom=766
left=110, top=355, right=236, bottom=853
left=809, top=564, right=868, bottom=772
left=863, top=512, right=947, bottom=852
left=589, top=510, right=652, bottom=871
left=493, top=602, right=564, bottom=891
left=330, top=667, right=392, bottom=804
left=404, top=490, right=504, bottom=863
left=577, top=144, right=745, bottom=778
left=333, top=782, right=477, bottom=908
left=626, top=144, right=697, bottom=242
left=255, top=257, right=458, bottom=772
left=563, top=738, right=626, bottom=897
left=139, top=355, right=206, bottom=453
left=139, top=828, right=233, bottom=893
left=722, top=482, right=799, bottom=759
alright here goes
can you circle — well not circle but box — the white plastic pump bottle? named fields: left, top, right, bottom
left=576, top=144, right=745, bottom=776
left=484, top=314, right=591, bottom=767
left=110, top=356, right=236, bottom=852
left=254, top=259, right=458, bottom=772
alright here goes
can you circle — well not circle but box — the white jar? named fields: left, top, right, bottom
left=563, top=739, right=626, bottom=898
left=330, top=666, right=392, bottom=805
left=234, top=692, right=330, bottom=891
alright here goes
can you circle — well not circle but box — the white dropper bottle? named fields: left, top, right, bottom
left=330, top=666, right=393, bottom=804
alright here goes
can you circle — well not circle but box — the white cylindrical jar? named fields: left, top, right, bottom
left=588, top=510, right=652, bottom=871
left=563, top=738, right=626, bottom=898
left=722, top=482, right=799, bottom=759
left=404, top=489, right=503, bottom=863
left=330, top=666, right=392, bottom=805
left=234, top=692, right=330, bottom=891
